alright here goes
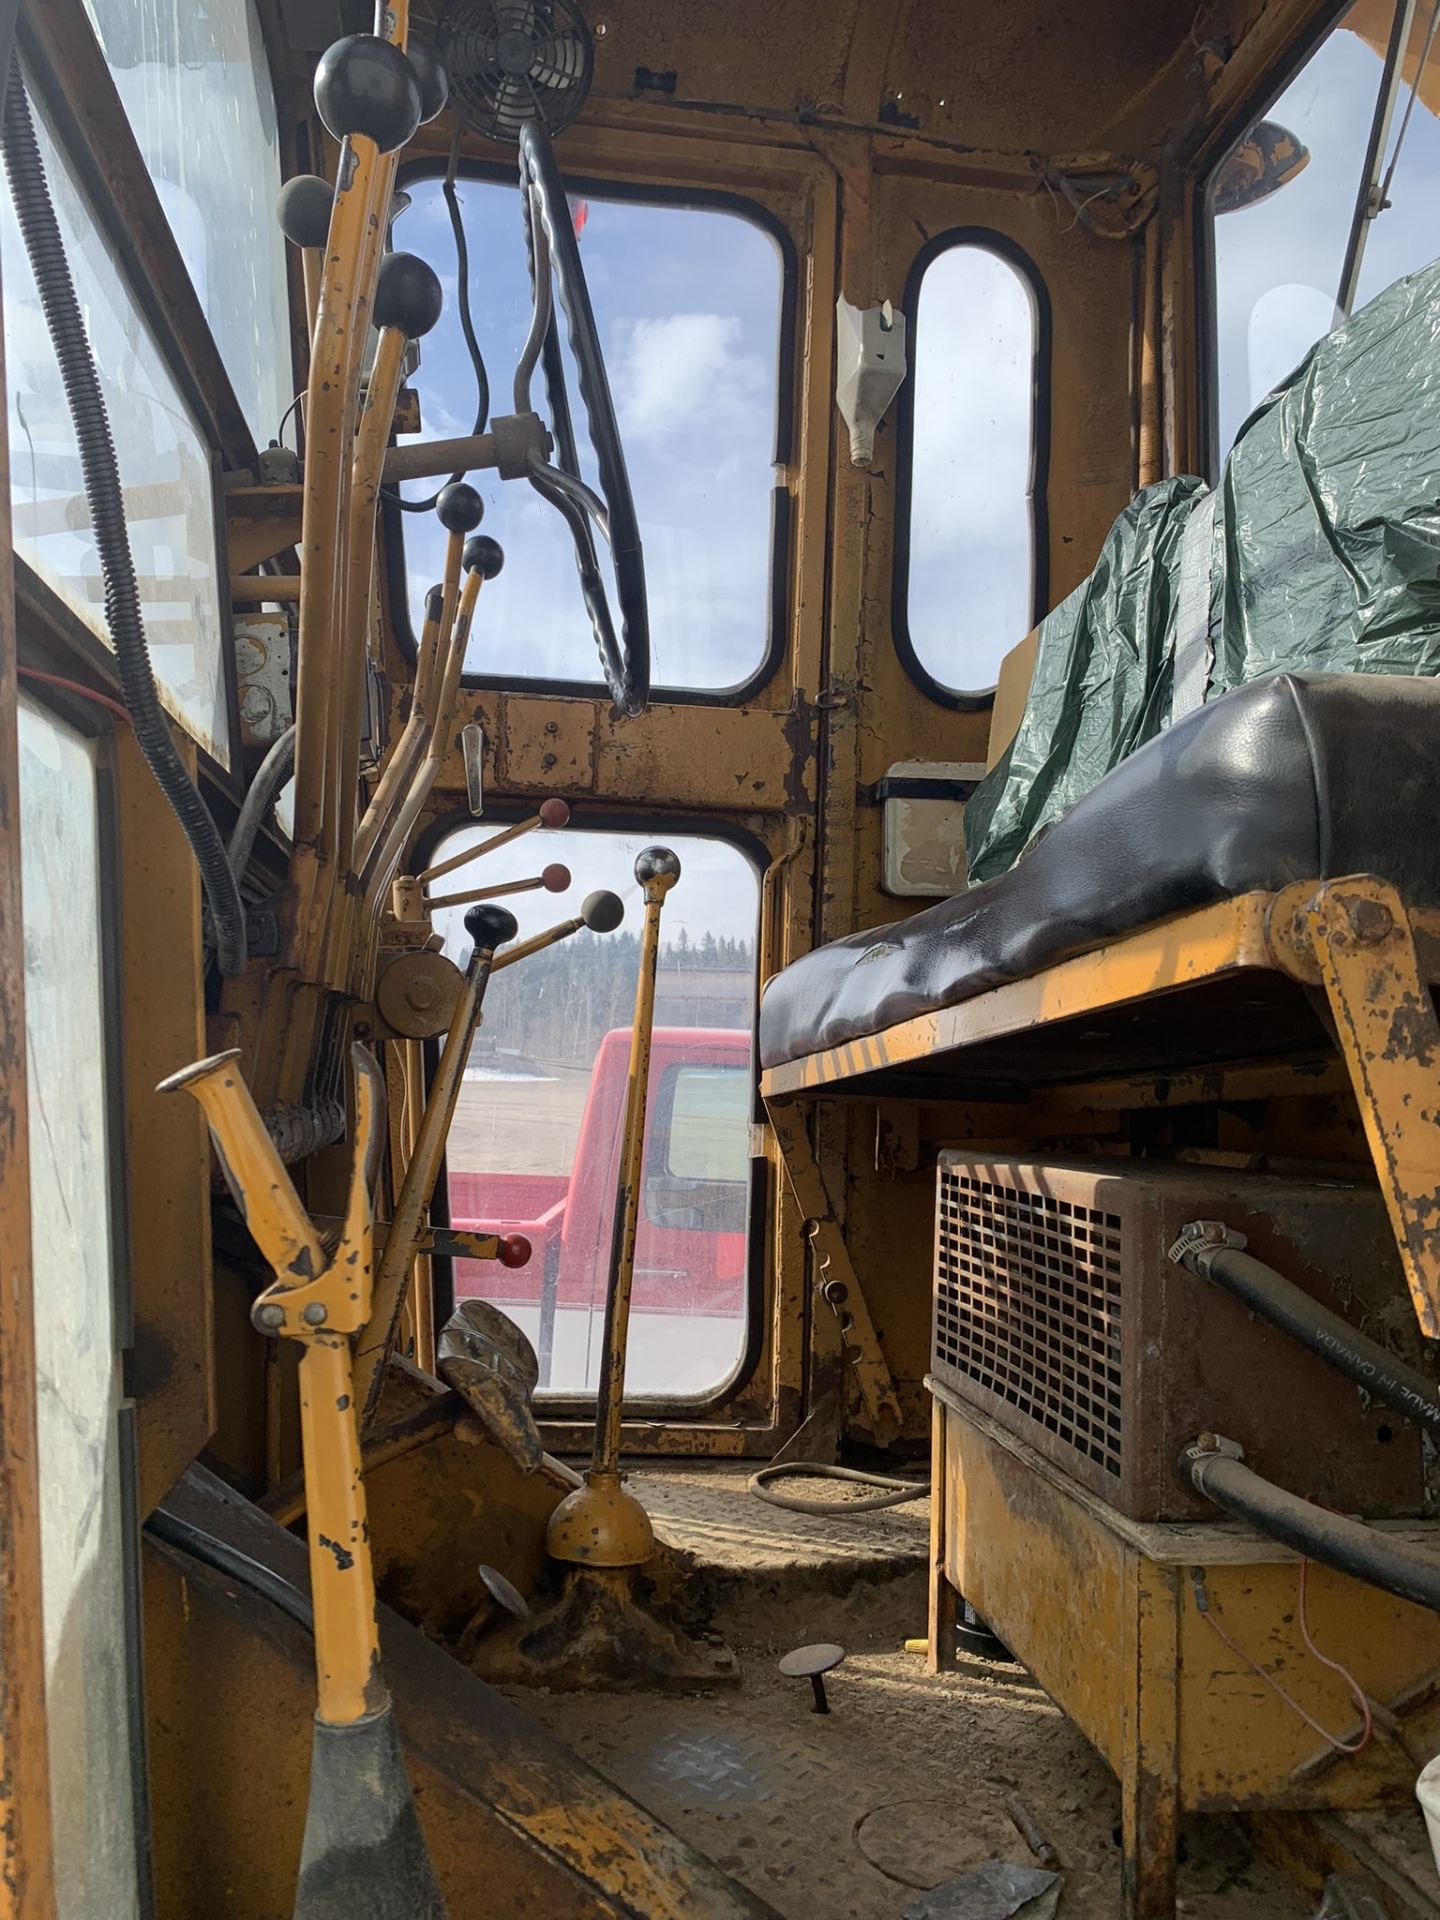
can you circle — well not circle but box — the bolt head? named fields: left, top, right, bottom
left=302, top=1302, right=328, bottom=1325
left=257, top=1303, right=286, bottom=1330
left=1347, top=897, right=1394, bottom=945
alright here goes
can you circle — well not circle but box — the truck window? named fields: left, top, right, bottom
left=645, top=1064, right=750, bottom=1233
left=436, top=823, right=759, bottom=1402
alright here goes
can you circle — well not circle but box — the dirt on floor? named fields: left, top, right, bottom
left=504, top=1639, right=1309, bottom=1919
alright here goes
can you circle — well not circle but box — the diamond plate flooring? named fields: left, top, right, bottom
left=508, top=1466, right=1313, bottom=1919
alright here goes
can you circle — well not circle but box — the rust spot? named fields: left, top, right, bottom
left=316, top=1533, right=354, bottom=1572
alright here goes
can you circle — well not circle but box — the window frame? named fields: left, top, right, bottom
left=415, top=800, right=771, bottom=1418
left=1195, top=0, right=1406, bottom=481
left=891, top=226, right=1052, bottom=712
left=384, top=157, right=799, bottom=710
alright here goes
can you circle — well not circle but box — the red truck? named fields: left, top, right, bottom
left=448, top=1026, right=751, bottom=1393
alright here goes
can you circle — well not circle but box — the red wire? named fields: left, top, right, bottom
left=17, top=665, right=131, bottom=725
left=1197, top=1561, right=1372, bottom=1757
left=1296, top=1555, right=1373, bottom=1755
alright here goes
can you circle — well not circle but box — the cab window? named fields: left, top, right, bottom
left=392, top=180, right=785, bottom=697
left=80, top=0, right=293, bottom=446
left=0, top=79, right=231, bottom=766
left=1209, top=0, right=1440, bottom=461
left=898, top=240, right=1041, bottom=700
left=435, top=824, right=759, bottom=1401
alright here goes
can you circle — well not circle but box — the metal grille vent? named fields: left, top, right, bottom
left=936, top=1169, right=1124, bottom=1476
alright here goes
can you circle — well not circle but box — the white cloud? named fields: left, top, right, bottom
left=609, top=312, right=766, bottom=448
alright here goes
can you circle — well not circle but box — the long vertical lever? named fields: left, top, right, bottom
left=547, top=846, right=681, bottom=1571
left=159, top=1044, right=446, bottom=1919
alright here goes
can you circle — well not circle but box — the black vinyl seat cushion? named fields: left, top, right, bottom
left=759, top=672, right=1440, bottom=1069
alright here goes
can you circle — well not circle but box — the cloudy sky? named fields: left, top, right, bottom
left=389, top=0, right=1440, bottom=904
left=393, top=180, right=781, bottom=693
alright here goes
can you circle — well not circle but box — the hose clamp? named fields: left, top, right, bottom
left=1179, top=1431, right=1246, bottom=1490
left=1168, top=1219, right=1248, bottom=1275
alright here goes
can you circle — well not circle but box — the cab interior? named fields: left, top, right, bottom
left=4, top=1, right=1440, bottom=1916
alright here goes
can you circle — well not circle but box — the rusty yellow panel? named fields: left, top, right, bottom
left=448, top=693, right=815, bottom=817
left=492, top=693, right=598, bottom=794
left=113, top=725, right=216, bottom=1516
left=1177, top=1555, right=1440, bottom=1808
left=941, top=1403, right=1128, bottom=1764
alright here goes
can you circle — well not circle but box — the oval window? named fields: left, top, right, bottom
left=900, top=243, right=1039, bottom=699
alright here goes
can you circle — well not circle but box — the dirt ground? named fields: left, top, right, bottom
left=446, top=1066, right=589, bottom=1177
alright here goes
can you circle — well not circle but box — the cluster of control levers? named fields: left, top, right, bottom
left=154, top=6, right=686, bottom=1908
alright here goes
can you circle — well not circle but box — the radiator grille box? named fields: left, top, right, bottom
left=933, top=1156, right=1437, bottom=1522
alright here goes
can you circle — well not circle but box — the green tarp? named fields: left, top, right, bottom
left=964, top=258, right=1440, bottom=885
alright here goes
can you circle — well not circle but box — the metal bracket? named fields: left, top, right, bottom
left=249, top=1047, right=383, bottom=1344
left=764, top=1100, right=903, bottom=1444
left=1270, top=874, right=1440, bottom=1341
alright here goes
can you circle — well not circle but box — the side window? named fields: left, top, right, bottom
left=1209, top=2, right=1440, bottom=462
left=80, top=0, right=293, bottom=445
left=899, top=240, right=1041, bottom=701
left=18, top=693, right=145, bottom=1919
left=392, top=181, right=785, bottom=696
left=436, top=825, right=759, bottom=1400
left=0, top=81, right=231, bottom=767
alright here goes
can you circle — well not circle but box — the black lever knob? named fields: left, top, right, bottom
left=374, top=251, right=443, bottom=338
left=314, top=34, right=422, bottom=154
left=464, top=902, right=518, bottom=952
left=277, top=173, right=334, bottom=248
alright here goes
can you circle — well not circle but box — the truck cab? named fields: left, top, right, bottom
left=450, top=1025, right=751, bottom=1392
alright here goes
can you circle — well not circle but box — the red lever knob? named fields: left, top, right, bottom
left=499, top=1234, right=532, bottom=1269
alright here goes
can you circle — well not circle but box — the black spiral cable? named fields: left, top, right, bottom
left=1, top=60, right=248, bottom=974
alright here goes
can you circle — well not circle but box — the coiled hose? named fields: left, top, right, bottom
left=749, top=1461, right=930, bottom=1514
left=1, top=60, right=248, bottom=975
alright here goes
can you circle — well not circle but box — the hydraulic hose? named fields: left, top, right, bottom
left=227, top=723, right=296, bottom=876
left=1174, top=1231, right=1440, bottom=1435
left=1180, top=1441, right=1440, bottom=1613
left=145, top=1505, right=314, bottom=1633
left=1, top=61, right=248, bottom=974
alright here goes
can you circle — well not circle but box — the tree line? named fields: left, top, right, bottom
left=472, top=931, right=754, bottom=1070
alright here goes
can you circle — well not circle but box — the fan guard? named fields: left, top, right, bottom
left=435, top=0, right=594, bottom=143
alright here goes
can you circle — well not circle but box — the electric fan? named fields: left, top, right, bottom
left=435, top=0, right=594, bottom=143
